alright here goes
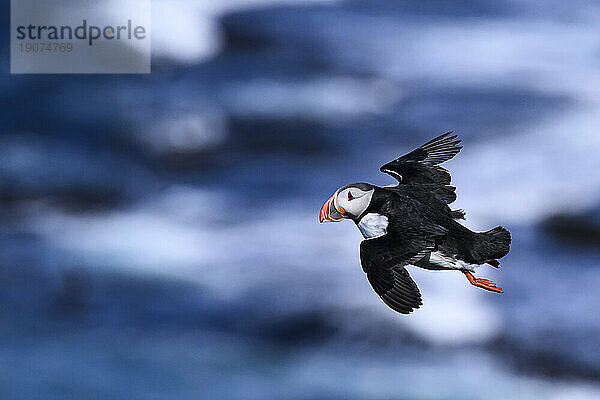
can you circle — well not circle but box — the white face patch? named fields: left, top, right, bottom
left=334, top=186, right=374, bottom=219
left=357, top=213, right=388, bottom=239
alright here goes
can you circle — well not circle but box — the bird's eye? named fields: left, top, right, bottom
left=348, top=192, right=355, bottom=201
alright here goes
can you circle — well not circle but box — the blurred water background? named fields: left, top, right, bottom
left=2, top=0, right=600, bottom=398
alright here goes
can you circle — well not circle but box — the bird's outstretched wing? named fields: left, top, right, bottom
left=360, top=234, right=436, bottom=314
left=380, top=132, right=462, bottom=204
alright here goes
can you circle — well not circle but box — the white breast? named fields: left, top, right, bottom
left=357, top=213, right=388, bottom=239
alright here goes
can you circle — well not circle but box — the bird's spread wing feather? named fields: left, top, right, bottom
left=360, top=234, right=435, bottom=314
left=380, top=132, right=462, bottom=204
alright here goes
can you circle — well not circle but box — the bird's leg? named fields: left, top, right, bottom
left=462, top=271, right=503, bottom=293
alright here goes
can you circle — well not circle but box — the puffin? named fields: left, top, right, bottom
left=319, top=132, right=511, bottom=314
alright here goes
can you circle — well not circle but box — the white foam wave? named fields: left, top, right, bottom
left=220, top=77, right=403, bottom=119
left=446, top=111, right=600, bottom=228
left=139, top=107, right=227, bottom=155
left=150, top=0, right=339, bottom=62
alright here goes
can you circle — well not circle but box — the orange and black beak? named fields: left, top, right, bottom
left=319, top=195, right=345, bottom=223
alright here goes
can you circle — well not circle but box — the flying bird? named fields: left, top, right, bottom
left=319, top=132, right=511, bottom=314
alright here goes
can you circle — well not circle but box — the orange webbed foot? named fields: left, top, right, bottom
left=462, top=271, right=503, bottom=293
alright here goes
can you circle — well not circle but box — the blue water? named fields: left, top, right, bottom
left=2, top=0, right=600, bottom=398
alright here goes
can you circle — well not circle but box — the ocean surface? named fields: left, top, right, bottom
left=2, top=0, right=600, bottom=398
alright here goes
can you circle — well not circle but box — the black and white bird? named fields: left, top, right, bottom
left=319, top=132, right=511, bottom=315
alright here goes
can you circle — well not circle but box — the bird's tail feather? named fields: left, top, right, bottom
left=474, top=226, right=511, bottom=262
